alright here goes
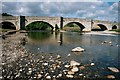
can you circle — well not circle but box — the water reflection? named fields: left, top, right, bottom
left=28, top=31, right=52, bottom=41
left=60, top=32, right=63, bottom=45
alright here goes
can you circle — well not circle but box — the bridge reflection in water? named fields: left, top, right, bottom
left=27, top=31, right=64, bottom=46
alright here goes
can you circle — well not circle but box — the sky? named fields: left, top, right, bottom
left=1, top=0, right=119, bottom=22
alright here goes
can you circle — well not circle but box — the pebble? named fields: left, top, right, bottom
left=57, top=55, right=61, bottom=59
left=67, top=54, right=71, bottom=57
left=72, top=47, right=85, bottom=52
left=79, top=66, right=85, bottom=70
left=68, top=71, right=75, bottom=75
left=90, top=63, right=95, bottom=66
left=57, top=41, right=61, bottom=43
left=70, top=60, right=80, bottom=66
left=109, top=41, right=112, bottom=44
left=106, top=75, right=115, bottom=79
left=104, top=41, right=108, bottom=43
left=46, top=76, right=51, bottom=79
left=37, top=74, right=42, bottom=78
left=108, top=67, right=119, bottom=73
left=58, top=74, right=62, bottom=77
left=71, top=66, right=79, bottom=72
left=65, top=65, right=70, bottom=68
left=66, top=74, right=73, bottom=78
left=43, top=63, right=48, bottom=66
left=79, top=73, right=83, bottom=76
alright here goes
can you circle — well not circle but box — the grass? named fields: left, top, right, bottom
left=63, top=27, right=81, bottom=32
left=110, top=29, right=120, bottom=32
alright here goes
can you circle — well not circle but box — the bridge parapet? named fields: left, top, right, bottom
left=93, top=20, right=113, bottom=24
left=2, top=16, right=18, bottom=20
left=63, top=18, right=91, bottom=22
left=25, top=16, right=60, bottom=20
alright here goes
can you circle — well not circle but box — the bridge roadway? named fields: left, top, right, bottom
left=0, top=16, right=118, bottom=31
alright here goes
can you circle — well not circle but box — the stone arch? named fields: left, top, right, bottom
left=112, top=25, right=117, bottom=29
left=0, top=21, right=16, bottom=30
left=64, top=22, right=85, bottom=31
left=92, top=24, right=107, bottom=31
left=25, top=21, right=54, bottom=30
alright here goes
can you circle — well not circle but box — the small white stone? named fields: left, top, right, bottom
left=0, top=76, right=3, bottom=79
left=72, top=47, right=85, bottom=52
left=90, top=63, right=95, bottom=66
left=15, top=73, right=20, bottom=78
left=53, top=75, right=56, bottom=78
left=46, top=76, right=51, bottom=79
left=57, top=41, right=61, bottom=43
left=58, top=74, right=62, bottom=77
left=79, top=73, right=83, bottom=76
left=57, top=55, right=61, bottom=59
left=66, top=74, right=73, bottom=78
left=67, top=54, right=71, bottom=57
left=37, top=74, right=42, bottom=78
left=28, top=68, right=32, bottom=70
left=19, top=69, right=23, bottom=72
left=70, top=60, right=80, bottom=66
left=71, top=66, right=79, bottom=72
left=68, top=71, right=75, bottom=75
left=109, top=41, right=112, bottom=44
left=28, top=70, right=32, bottom=74
left=117, top=45, right=119, bottom=47
left=43, top=63, right=48, bottom=66
left=65, top=65, right=70, bottom=68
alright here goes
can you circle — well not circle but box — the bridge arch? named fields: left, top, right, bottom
left=112, top=25, right=117, bottom=29
left=63, top=22, right=85, bottom=31
left=92, top=24, right=108, bottom=31
left=25, top=21, right=54, bottom=30
left=0, top=21, right=16, bottom=30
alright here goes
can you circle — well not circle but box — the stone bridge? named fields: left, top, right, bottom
left=0, top=16, right=118, bottom=31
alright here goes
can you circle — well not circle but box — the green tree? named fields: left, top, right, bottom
left=2, top=13, right=13, bottom=16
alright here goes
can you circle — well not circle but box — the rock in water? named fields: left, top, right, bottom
left=90, top=63, right=95, bottom=66
left=70, top=60, right=80, bottom=66
left=72, top=47, right=85, bottom=52
left=108, top=67, right=119, bottom=73
left=57, top=55, right=61, bottom=59
left=107, top=75, right=115, bottom=79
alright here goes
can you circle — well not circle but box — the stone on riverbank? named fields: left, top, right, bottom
left=70, top=60, right=80, bottom=66
left=72, top=47, right=85, bottom=52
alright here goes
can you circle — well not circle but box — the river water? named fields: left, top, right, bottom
left=25, top=31, right=119, bottom=78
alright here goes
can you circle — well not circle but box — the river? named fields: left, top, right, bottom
left=25, top=31, right=119, bottom=78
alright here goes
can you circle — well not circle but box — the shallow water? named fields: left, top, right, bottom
left=25, top=31, right=120, bottom=77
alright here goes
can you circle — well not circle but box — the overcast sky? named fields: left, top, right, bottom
left=1, top=0, right=119, bottom=22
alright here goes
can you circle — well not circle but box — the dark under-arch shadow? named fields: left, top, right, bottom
left=92, top=24, right=107, bottom=31
left=64, top=22, right=85, bottom=31
left=112, top=25, right=117, bottom=29
left=25, top=21, right=54, bottom=31
left=0, top=21, right=16, bottom=30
